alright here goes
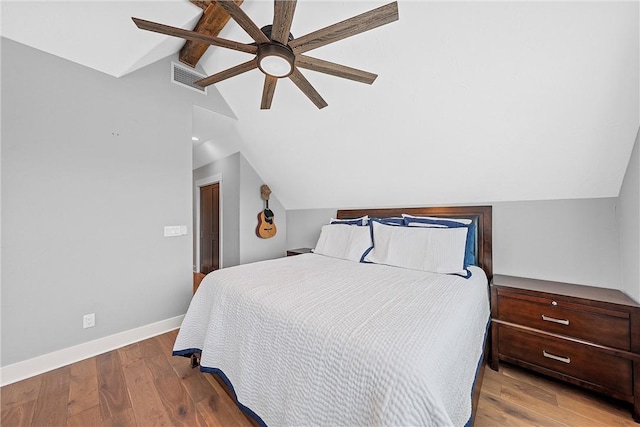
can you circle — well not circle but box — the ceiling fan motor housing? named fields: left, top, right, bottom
left=260, top=24, right=294, bottom=42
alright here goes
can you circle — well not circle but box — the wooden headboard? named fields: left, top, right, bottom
left=336, top=206, right=493, bottom=280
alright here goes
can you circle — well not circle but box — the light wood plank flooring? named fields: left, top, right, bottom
left=1, top=330, right=635, bottom=426
left=476, top=362, right=636, bottom=427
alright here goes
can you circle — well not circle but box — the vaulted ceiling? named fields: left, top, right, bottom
left=2, top=1, right=638, bottom=209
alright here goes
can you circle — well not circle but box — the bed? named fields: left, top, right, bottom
left=174, top=206, right=493, bottom=426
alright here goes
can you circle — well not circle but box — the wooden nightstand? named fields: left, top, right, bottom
left=490, top=274, right=640, bottom=422
left=286, top=248, right=312, bottom=257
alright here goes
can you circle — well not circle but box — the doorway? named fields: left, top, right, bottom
left=199, top=182, right=220, bottom=274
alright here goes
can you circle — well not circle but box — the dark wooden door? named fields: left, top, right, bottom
left=200, top=183, right=220, bottom=274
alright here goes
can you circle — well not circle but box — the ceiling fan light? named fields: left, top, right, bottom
left=257, top=44, right=295, bottom=78
left=259, top=56, right=291, bottom=77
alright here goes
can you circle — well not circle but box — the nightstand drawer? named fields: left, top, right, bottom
left=498, top=325, right=633, bottom=396
left=497, top=293, right=630, bottom=350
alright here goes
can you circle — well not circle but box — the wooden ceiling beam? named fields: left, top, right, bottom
left=189, top=0, right=213, bottom=11
left=180, top=0, right=244, bottom=68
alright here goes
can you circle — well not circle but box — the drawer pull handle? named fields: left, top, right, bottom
left=542, top=314, right=569, bottom=325
left=543, top=350, right=571, bottom=364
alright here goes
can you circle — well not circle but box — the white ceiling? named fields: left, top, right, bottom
left=2, top=1, right=638, bottom=209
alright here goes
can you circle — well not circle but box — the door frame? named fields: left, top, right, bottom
left=195, top=173, right=223, bottom=272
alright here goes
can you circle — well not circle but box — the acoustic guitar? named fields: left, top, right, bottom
left=257, top=185, right=277, bottom=239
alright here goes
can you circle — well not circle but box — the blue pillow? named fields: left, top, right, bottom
left=330, top=218, right=366, bottom=226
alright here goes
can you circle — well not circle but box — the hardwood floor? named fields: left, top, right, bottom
left=476, top=363, right=636, bottom=427
left=1, top=330, right=249, bottom=427
left=1, top=330, right=635, bottom=426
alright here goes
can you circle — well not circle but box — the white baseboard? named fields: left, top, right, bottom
left=0, top=315, right=184, bottom=387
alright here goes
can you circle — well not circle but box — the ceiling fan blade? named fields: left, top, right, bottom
left=271, top=0, right=297, bottom=44
left=288, top=2, right=399, bottom=54
left=296, top=55, right=377, bottom=84
left=132, top=17, right=257, bottom=55
left=288, top=69, right=328, bottom=109
left=261, top=76, right=278, bottom=109
left=217, top=0, right=270, bottom=44
left=195, top=59, right=258, bottom=87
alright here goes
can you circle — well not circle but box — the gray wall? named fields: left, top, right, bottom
left=618, top=128, right=640, bottom=302
left=286, top=208, right=336, bottom=250
left=1, top=38, right=227, bottom=366
left=491, top=199, right=620, bottom=288
left=286, top=198, right=623, bottom=291
left=239, top=155, right=286, bottom=264
left=193, top=152, right=286, bottom=269
left=193, top=153, right=241, bottom=268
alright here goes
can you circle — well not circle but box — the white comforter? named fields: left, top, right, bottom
left=174, top=254, right=490, bottom=427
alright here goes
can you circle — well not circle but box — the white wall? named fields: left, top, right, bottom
left=286, top=198, right=622, bottom=290
left=1, top=38, right=228, bottom=367
left=618, top=128, right=640, bottom=302
left=197, top=2, right=639, bottom=212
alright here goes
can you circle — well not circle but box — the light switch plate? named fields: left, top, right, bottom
left=164, top=225, right=187, bottom=237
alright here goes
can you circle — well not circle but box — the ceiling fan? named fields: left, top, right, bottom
left=132, top=0, right=399, bottom=109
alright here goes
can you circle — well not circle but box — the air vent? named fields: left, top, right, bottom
left=171, top=62, right=207, bottom=94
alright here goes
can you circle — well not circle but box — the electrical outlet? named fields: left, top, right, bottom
left=83, top=313, right=95, bottom=329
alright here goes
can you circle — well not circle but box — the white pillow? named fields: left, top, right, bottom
left=364, top=221, right=468, bottom=274
left=402, top=214, right=475, bottom=268
left=312, top=224, right=372, bottom=262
